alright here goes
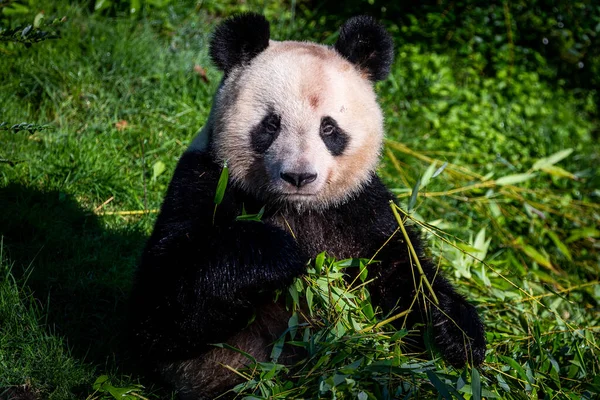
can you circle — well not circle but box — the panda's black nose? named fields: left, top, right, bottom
left=280, top=172, right=318, bottom=188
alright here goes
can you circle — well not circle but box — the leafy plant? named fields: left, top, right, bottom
left=0, top=121, right=53, bottom=133
left=229, top=253, right=452, bottom=399
left=0, top=8, right=65, bottom=47
left=88, top=375, right=146, bottom=400
left=93, top=0, right=174, bottom=16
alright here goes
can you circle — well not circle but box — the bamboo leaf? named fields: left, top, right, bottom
left=495, top=173, right=535, bottom=186
left=361, top=300, right=374, bottom=320
left=566, top=227, right=600, bottom=243
left=92, top=375, right=110, bottom=390
left=315, top=252, right=326, bottom=273
left=541, top=165, right=577, bottom=180
left=408, top=178, right=420, bottom=211
left=496, top=374, right=510, bottom=392
left=545, top=230, right=572, bottom=261
left=420, top=161, right=437, bottom=188
left=472, top=368, right=482, bottom=400
left=426, top=371, right=453, bottom=399
left=473, top=228, right=491, bottom=261
left=236, top=206, right=265, bottom=222
left=358, top=262, right=368, bottom=282
left=289, top=283, right=299, bottom=307
left=532, top=148, right=573, bottom=171
left=501, top=356, right=531, bottom=384
left=33, top=12, right=45, bottom=28
left=432, top=161, right=448, bottom=178
left=478, top=264, right=491, bottom=287
left=214, top=162, right=229, bottom=205
left=288, top=312, right=299, bottom=340
left=306, top=287, right=314, bottom=317
left=151, top=160, right=166, bottom=182
left=521, top=244, right=554, bottom=270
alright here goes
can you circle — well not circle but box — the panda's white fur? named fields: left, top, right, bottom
left=192, top=41, right=384, bottom=210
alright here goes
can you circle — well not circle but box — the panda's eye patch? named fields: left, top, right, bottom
left=320, top=116, right=349, bottom=156
left=251, top=112, right=281, bottom=154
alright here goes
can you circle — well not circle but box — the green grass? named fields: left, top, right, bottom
left=1, top=1, right=599, bottom=399
left=0, top=246, right=92, bottom=399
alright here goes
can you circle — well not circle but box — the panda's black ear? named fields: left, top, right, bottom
left=209, top=13, right=270, bottom=74
left=334, top=16, right=394, bottom=81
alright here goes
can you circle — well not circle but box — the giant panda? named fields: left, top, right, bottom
left=129, top=13, right=486, bottom=399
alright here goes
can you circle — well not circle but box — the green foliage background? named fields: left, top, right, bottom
left=0, top=0, right=598, bottom=399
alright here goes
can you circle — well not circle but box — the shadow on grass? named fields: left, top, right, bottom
left=0, top=184, right=147, bottom=365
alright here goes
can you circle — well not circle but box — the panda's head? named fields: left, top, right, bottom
left=208, top=13, right=394, bottom=210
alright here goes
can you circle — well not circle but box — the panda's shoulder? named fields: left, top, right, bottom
left=351, top=174, right=394, bottom=211
left=171, top=150, right=220, bottom=185
left=333, top=174, right=396, bottom=227
left=158, top=150, right=222, bottom=212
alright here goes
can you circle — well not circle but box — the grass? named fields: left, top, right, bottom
left=1, top=1, right=599, bottom=399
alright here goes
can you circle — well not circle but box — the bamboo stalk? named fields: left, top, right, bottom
left=390, top=201, right=439, bottom=305
left=97, top=209, right=158, bottom=216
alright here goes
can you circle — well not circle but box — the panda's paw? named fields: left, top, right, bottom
left=431, top=295, right=486, bottom=368
left=236, top=221, right=308, bottom=284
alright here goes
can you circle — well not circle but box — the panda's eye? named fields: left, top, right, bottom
left=320, top=116, right=349, bottom=156
left=321, top=123, right=336, bottom=136
left=252, top=113, right=281, bottom=153
left=265, top=114, right=281, bottom=134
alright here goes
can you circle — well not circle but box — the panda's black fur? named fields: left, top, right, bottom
left=334, top=15, right=395, bottom=81
left=209, top=13, right=270, bottom=75
left=129, top=13, right=486, bottom=399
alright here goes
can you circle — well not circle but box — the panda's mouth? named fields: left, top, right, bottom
left=279, top=192, right=320, bottom=202
left=281, top=192, right=317, bottom=198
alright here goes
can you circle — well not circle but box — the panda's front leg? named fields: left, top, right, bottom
left=184, top=219, right=308, bottom=346
left=422, top=265, right=486, bottom=367
left=196, top=220, right=308, bottom=296
left=369, top=236, right=486, bottom=368
left=131, top=217, right=307, bottom=362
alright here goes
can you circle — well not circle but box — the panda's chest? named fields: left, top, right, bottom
left=265, top=212, right=365, bottom=260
